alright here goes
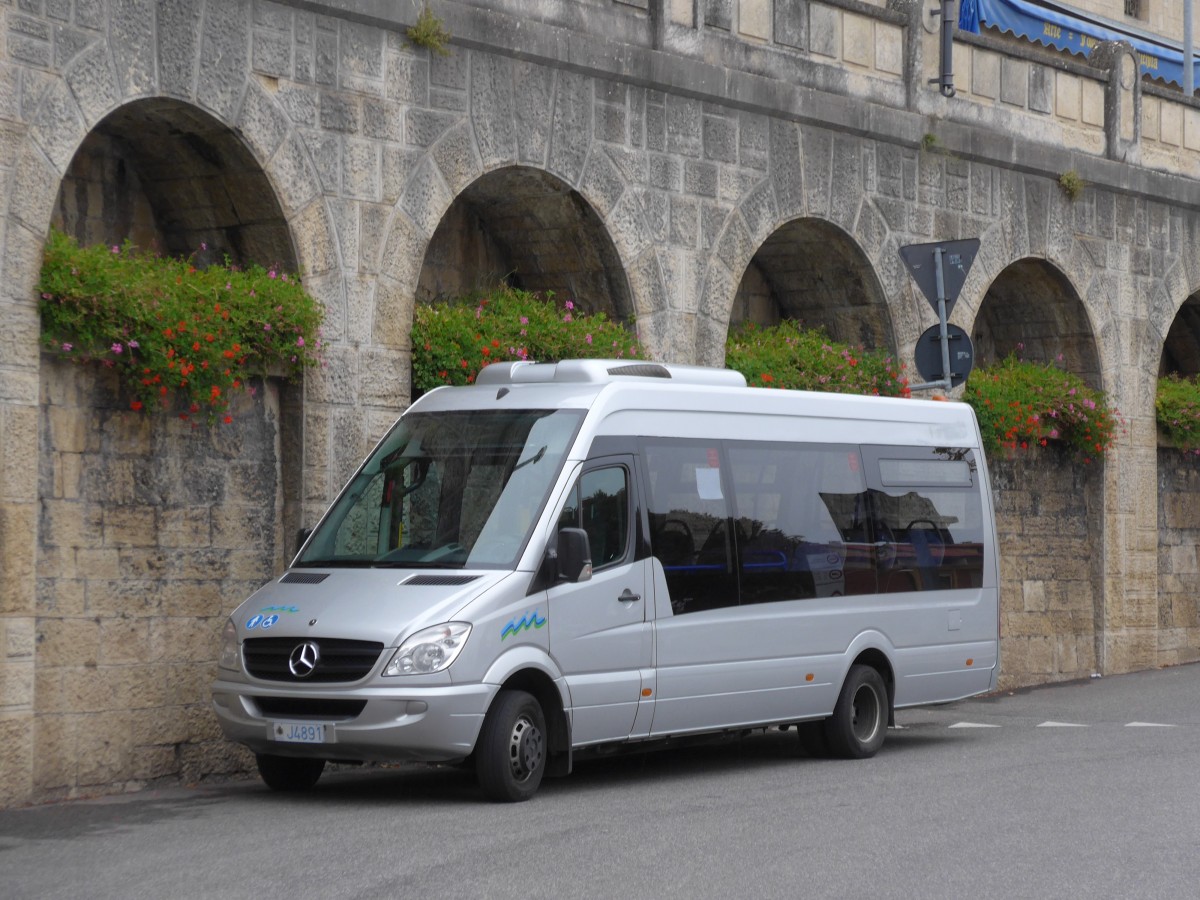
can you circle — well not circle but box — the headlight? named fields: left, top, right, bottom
left=218, top=618, right=240, bottom=671
left=384, top=623, right=471, bottom=676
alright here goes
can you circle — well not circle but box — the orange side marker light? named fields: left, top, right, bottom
left=641, top=688, right=653, bottom=697
left=805, top=673, right=815, bottom=682
left=966, top=658, right=974, bottom=666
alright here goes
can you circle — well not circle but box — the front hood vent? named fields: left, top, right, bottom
left=402, top=574, right=481, bottom=587
left=280, top=572, right=330, bottom=585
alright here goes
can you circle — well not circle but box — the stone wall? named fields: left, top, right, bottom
left=33, top=359, right=283, bottom=798
left=1157, top=448, right=1200, bottom=668
left=992, top=453, right=1104, bottom=689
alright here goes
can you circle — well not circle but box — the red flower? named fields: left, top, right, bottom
left=130, top=400, right=143, bottom=411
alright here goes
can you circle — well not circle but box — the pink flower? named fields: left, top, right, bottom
left=565, top=300, right=574, bottom=311
left=111, top=343, right=123, bottom=354
left=200, top=242, right=208, bottom=251
left=61, top=342, right=73, bottom=352
left=585, top=333, right=593, bottom=345
left=128, top=340, right=139, bottom=349
left=269, top=270, right=277, bottom=279
left=520, top=317, right=529, bottom=325
left=111, top=245, right=119, bottom=254
left=264, top=324, right=272, bottom=331
left=296, top=337, right=305, bottom=347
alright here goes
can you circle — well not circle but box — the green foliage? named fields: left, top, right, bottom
left=962, top=353, right=1119, bottom=462
left=1156, top=373, right=1200, bottom=452
left=406, top=4, right=451, bottom=56
left=411, top=285, right=643, bottom=395
left=38, top=228, right=323, bottom=424
left=1058, top=170, right=1085, bottom=201
left=723, top=320, right=911, bottom=397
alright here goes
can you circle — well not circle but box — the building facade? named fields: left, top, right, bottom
left=2, top=0, right=1200, bottom=805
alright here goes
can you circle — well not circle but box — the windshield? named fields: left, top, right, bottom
left=296, top=408, right=584, bottom=569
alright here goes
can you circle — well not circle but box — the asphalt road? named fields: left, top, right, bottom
left=4, top=663, right=1199, bottom=899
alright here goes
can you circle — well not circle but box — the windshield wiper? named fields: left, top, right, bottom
left=512, top=445, right=547, bottom=472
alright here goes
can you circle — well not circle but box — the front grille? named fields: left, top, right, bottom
left=253, top=696, right=367, bottom=720
left=243, top=637, right=384, bottom=683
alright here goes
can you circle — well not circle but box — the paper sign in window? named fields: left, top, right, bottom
left=696, top=467, right=723, bottom=500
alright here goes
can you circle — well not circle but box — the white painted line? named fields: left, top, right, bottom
left=1125, top=722, right=1176, bottom=728
left=949, top=722, right=1000, bottom=729
left=1037, top=721, right=1088, bottom=728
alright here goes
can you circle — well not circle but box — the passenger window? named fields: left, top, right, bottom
left=865, top=448, right=986, bottom=593
left=559, top=467, right=629, bottom=570
left=729, top=443, right=875, bottom=603
left=644, top=441, right=738, bottom=614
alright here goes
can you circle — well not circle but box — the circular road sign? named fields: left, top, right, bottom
left=914, top=323, right=974, bottom=388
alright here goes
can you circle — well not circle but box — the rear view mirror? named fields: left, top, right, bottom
left=555, top=527, right=593, bottom=584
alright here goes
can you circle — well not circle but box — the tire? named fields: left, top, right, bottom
left=256, top=753, right=326, bottom=792
left=475, top=690, right=548, bottom=802
left=824, top=664, right=888, bottom=759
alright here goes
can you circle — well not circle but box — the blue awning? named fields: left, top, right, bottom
left=978, top=0, right=1198, bottom=88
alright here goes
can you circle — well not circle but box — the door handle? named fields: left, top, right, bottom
left=618, top=589, right=641, bottom=603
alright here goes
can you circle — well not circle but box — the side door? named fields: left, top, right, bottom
left=547, top=456, right=652, bottom=747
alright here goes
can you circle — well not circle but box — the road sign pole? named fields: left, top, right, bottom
left=935, top=247, right=952, bottom=390
left=901, top=237, right=979, bottom=392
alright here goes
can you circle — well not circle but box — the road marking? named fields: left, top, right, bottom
left=1125, top=722, right=1176, bottom=728
left=1037, top=721, right=1088, bottom=728
left=949, top=722, right=1000, bottom=728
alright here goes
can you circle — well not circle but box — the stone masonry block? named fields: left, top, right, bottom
left=740, top=0, right=771, bottom=41
left=842, top=13, right=872, bottom=69
left=775, top=0, right=807, bottom=50
left=809, top=4, right=839, bottom=59
left=1000, top=57, right=1028, bottom=107
left=1055, top=72, right=1080, bottom=122
left=971, top=48, right=1000, bottom=100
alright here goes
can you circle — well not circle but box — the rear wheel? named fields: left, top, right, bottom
left=255, top=754, right=326, bottom=792
left=824, top=664, right=888, bottom=759
left=475, top=690, right=547, bottom=802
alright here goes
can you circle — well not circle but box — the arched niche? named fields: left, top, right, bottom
left=972, top=258, right=1100, bottom=389
left=417, top=166, right=633, bottom=320
left=730, top=217, right=895, bottom=352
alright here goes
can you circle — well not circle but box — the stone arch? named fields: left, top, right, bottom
left=2, top=30, right=347, bottom=802
left=970, top=257, right=1102, bottom=389
left=727, top=217, right=895, bottom=352
left=415, top=166, right=635, bottom=320
left=1151, top=261, right=1200, bottom=669
left=375, top=60, right=667, bottom=376
left=967, top=254, right=1107, bottom=689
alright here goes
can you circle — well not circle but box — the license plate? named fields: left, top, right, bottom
left=271, top=721, right=329, bottom=744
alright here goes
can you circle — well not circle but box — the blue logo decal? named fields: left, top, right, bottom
left=501, top=609, right=547, bottom=641
left=260, top=614, right=280, bottom=630
left=246, top=614, right=264, bottom=630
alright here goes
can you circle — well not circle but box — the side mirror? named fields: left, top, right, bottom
left=555, top=527, right=593, bottom=584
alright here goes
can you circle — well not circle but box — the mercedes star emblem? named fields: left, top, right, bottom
left=288, top=641, right=321, bottom=678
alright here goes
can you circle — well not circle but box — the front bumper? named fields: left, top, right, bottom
left=211, top=677, right=498, bottom=763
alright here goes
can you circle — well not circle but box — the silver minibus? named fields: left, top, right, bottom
left=212, top=359, right=1000, bottom=801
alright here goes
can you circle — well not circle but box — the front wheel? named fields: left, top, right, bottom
left=824, top=665, right=888, bottom=759
left=475, top=690, right=547, bottom=802
left=255, top=754, right=326, bottom=792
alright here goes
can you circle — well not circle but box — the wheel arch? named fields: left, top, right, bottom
left=497, top=667, right=572, bottom=777
left=850, top=647, right=896, bottom=727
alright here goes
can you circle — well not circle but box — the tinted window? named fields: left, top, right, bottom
left=559, top=466, right=630, bottom=570
left=643, top=441, right=738, bottom=614
left=863, top=447, right=986, bottom=593
left=728, top=443, right=875, bottom=603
